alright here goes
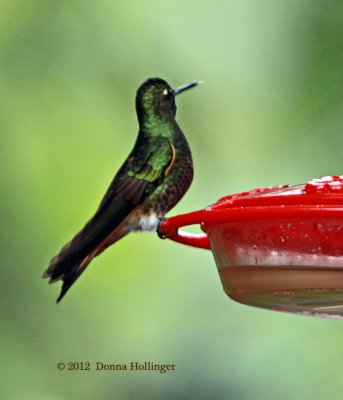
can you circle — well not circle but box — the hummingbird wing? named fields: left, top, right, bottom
left=44, top=137, right=175, bottom=302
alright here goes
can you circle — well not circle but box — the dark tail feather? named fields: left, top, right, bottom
left=43, top=251, right=94, bottom=303
left=55, top=258, right=91, bottom=303
left=43, top=222, right=129, bottom=303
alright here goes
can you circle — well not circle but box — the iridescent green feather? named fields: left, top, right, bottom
left=128, top=136, right=172, bottom=183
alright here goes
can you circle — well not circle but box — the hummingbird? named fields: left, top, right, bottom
left=43, top=77, right=200, bottom=303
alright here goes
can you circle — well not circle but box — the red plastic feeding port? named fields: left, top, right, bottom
left=159, top=176, right=343, bottom=319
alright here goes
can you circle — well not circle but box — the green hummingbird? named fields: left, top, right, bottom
left=43, top=77, right=200, bottom=303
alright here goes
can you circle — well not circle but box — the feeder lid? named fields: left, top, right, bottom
left=210, top=175, right=343, bottom=210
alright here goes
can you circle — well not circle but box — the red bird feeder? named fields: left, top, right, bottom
left=159, top=176, right=343, bottom=319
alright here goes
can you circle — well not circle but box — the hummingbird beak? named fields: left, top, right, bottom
left=173, top=80, right=203, bottom=95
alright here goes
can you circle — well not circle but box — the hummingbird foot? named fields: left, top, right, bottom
left=157, top=217, right=179, bottom=240
left=157, top=217, right=167, bottom=239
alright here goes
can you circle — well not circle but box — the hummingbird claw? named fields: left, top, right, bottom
left=157, top=218, right=179, bottom=240
left=157, top=218, right=167, bottom=239
left=157, top=231, right=167, bottom=239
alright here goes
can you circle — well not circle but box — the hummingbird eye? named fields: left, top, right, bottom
left=162, top=88, right=174, bottom=97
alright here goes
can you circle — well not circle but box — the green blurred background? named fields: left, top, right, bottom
left=2, top=0, right=343, bottom=399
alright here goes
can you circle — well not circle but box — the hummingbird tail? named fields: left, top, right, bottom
left=43, top=250, right=96, bottom=303
left=43, top=224, right=129, bottom=303
left=58, top=260, right=90, bottom=303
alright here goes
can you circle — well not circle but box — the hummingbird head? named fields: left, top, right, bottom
left=135, top=77, right=200, bottom=124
